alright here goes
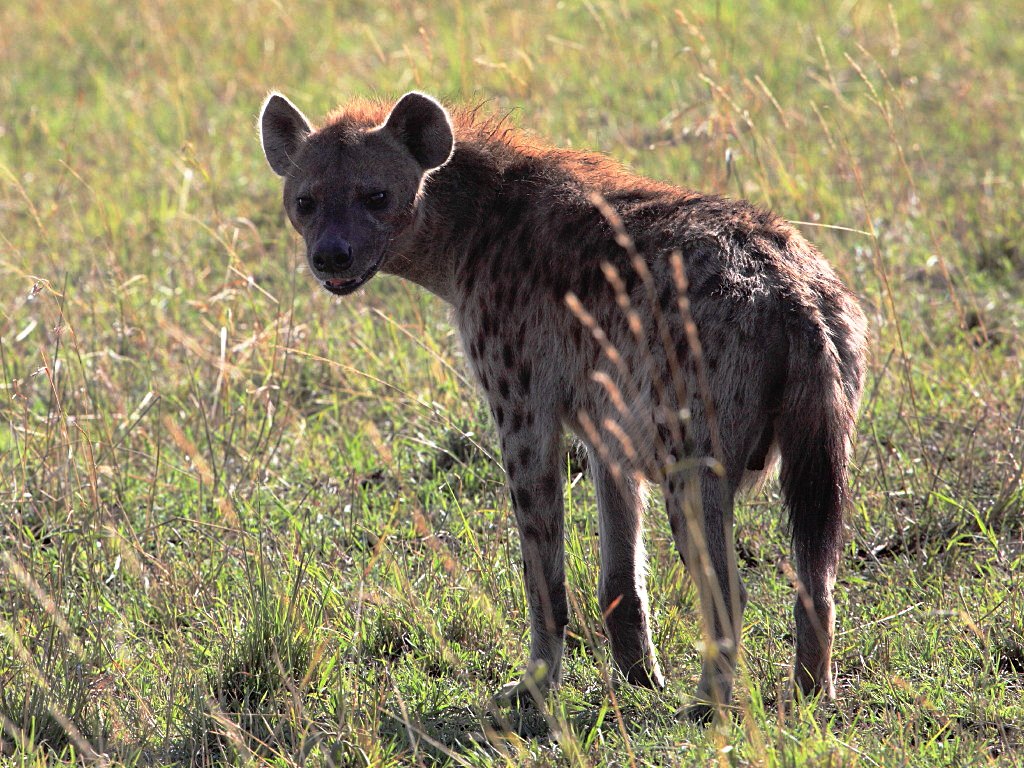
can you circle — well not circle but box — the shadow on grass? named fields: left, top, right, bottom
left=379, top=698, right=654, bottom=765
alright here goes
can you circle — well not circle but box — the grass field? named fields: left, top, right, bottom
left=2, top=0, right=1023, bottom=764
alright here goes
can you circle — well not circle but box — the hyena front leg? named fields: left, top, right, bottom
left=663, top=467, right=747, bottom=722
left=590, top=449, right=664, bottom=689
left=494, top=411, right=568, bottom=704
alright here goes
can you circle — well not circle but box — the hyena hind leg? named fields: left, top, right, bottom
left=590, top=449, right=664, bottom=689
left=663, top=467, right=747, bottom=723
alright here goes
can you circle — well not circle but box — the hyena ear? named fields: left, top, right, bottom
left=382, top=92, right=454, bottom=171
left=260, top=92, right=313, bottom=176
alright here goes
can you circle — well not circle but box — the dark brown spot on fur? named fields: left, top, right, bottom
left=516, top=322, right=527, bottom=347
left=540, top=473, right=559, bottom=498
left=498, top=377, right=510, bottom=399
left=579, top=267, right=597, bottom=297
left=503, top=283, right=521, bottom=310
left=502, top=343, right=514, bottom=369
left=519, top=520, right=546, bottom=543
left=488, top=251, right=503, bottom=282
left=658, top=283, right=673, bottom=311
left=519, top=446, right=533, bottom=467
left=518, top=364, right=532, bottom=392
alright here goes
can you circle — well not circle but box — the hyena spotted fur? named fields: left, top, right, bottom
left=260, top=91, right=868, bottom=720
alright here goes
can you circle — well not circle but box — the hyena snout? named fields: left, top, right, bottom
left=310, top=234, right=354, bottom=276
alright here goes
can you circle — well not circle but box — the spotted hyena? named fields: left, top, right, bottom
left=259, top=90, right=868, bottom=720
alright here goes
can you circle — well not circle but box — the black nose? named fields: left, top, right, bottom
left=311, top=238, right=354, bottom=274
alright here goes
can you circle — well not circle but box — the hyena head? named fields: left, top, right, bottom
left=259, top=91, right=454, bottom=295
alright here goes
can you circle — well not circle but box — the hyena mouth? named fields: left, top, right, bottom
left=320, top=256, right=384, bottom=296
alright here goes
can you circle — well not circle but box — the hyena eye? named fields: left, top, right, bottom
left=295, top=195, right=316, bottom=216
left=363, top=191, right=389, bottom=211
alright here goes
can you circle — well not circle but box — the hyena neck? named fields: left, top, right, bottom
left=381, top=140, right=507, bottom=305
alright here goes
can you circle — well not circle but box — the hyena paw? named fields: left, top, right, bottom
left=493, top=661, right=552, bottom=707
left=680, top=680, right=733, bottom=726
left=793, top=667, right=836, bottom=701
left=620, top=658, right=666, bottom=690
left=682, top=701, right=715, bottom=725
left=680, top=698, right=735, bottom=726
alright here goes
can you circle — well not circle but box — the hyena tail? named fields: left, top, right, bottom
left=775, top=310, right=863, bottom=695
left=775, top=321, right=859, bottom=574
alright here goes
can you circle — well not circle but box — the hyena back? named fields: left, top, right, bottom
left=260, top=90, right=868, bottom=720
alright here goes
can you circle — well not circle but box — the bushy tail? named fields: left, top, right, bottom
left=776, top=324, right=860, bottom=572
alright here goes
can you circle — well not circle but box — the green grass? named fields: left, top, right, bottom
left=2, top=0, right=1022, bottom=764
